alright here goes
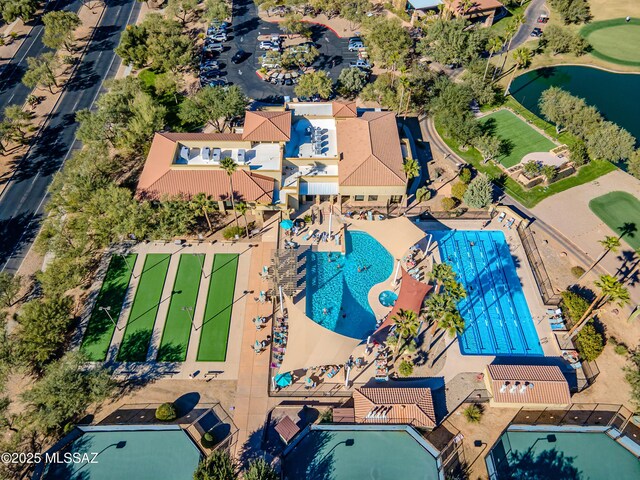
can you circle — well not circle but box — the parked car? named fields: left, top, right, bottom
left=201, top=59, right=220, bottom=69
left=530, top=27, right=543, bottom=37
left=259, top=41, right=280, bottom=51
left=208, top=32, right=228, bottom=42
left=348, top=41, right=365, bottom=51
left=231, top=50, right=248, bottom=64
left=349, top=59, right=371, bottom=70
left=204, top=42, right=224, bottom=52
left=537, top=14, right=549, bottom=23
left=207, top=79, right=228, bottom=87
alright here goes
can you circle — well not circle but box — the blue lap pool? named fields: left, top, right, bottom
left=434, top=230, right=542, bottom=356
left=305, top=231, right=393, bottom=339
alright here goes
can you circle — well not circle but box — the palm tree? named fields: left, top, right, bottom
left=438, top=310, right=465, bottom=337
left=190, top=192, right=217, bottom=233
left=235, top=202, right=250, bottom=239
left=496, top=20, right=520, bottom=79
left=444, top=279, right=467, bottom=302
left=458, top=0, right=474, bottom=15
left=429, top=263, right=456, bottom=291
left=424, top=293, right=456, bottom=325
left=567, top=274, right=630, bottom=336
left=504, top=47, right=532, bottom=96
left=392, top=309, right=420, bottom=360
left=580, top=236, right=621, bottom=279
left=484, top=36, right=503, bottom=81
left=220, top=156, right=239, bottom=228
left=403, top=158, right=420, bottom=181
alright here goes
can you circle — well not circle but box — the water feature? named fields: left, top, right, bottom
left=511, top=66, right=640, bottom=144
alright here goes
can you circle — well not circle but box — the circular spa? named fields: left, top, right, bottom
left=379, top=290, right=398, bottom=307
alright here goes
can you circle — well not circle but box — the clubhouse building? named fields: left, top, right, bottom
left=136, top=102, right=412, bottom=218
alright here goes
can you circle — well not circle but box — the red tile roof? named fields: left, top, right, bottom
left=337, top=111, right=406, bottom=187
left=242, top=111, right=291, bottom=141
left=274, top=416, right=300, bottom=443
left=136, top=133, right=274, bottom=202
left=332, top=101, right=357, bottom=118
left=487, top=365, right=571, bottom=406
left=354, top=387, right=436, bottom=428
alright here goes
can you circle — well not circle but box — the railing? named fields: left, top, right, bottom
left=269, top=379, right=354, bottom=398
left=516, top=224, right=562, bottom=305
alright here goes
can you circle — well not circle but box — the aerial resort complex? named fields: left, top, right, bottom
left=2, top=0, right=640, bottom=479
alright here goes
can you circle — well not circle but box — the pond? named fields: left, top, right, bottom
left=510, top=65, right=640, bottom=145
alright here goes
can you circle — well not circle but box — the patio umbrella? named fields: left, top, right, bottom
left=275, top=372, right=293, bottom=387
left=280, top=219, right=294, bottom=230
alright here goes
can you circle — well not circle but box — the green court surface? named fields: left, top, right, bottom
left=80, top=254, right=137, bottom=361
left=157, top=254, right=204, bottom=362
left=582, top=18, right=640, bottom=66
left=480, top=109, right=556, bottom=168
left=117, top=254, right=170, bottom=362
left=589, top=191, right=640, bottom=250
left=197, top=254, right=239, bottom=362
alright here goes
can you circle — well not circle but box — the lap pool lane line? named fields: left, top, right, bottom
left=459, top=234, right=509, bottom=354
left=474, top=232, right=523, bottom=354
left=157, top=254, right=204, bottom=362
left=116, top=254, right=171, bottom=362
left=80, top=253, right=137, bottom=361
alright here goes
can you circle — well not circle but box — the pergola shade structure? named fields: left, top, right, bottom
left=269, top=249, right=306, bottom=297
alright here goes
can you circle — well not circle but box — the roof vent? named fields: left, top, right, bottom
left=500, top=381, right=510, bottom=393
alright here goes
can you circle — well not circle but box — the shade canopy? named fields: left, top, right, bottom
left=278, top=295, right=362, bottom=374
left=375, top=268, right=432, bottom=334
left=346, top=217, right=425, bottom=259
left=275, top=372, right=293, bottom=387
left=280, top=219, right=294, bottom=230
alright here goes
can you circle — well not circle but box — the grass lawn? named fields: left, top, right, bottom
left=435, top=117, right=617, bottom=208
left=480, top=109, right=557, bottom=168
left=581, top=18, right=640, bottom=66
left=490, top=0, right=531, bottom=37
left=589, top=191, right=640, bottom=250
left=157, top=254, right=204, bottom=362
left=197, top=254, right=239, bottom=362
left=117, top=254, right=171, bottom=362
left=80, top=254, right=137, bottom=361
left=138, top=69, right=197, bottom=131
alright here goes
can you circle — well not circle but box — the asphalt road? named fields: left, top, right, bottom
left=0, top=0, right=141, bottom=273
left=0, top=0, right=85, bottom=115
left=220, top=0, right=358, bottom=101
left=511, top=0, right=549, bottom=50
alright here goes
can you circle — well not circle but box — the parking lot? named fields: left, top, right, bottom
left=202, top=0, right=360, bottom=101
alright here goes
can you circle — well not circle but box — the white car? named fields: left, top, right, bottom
left=348, top=41, right=365, bottom=51
left=260, top=41, right=280, bottom=51
left=350, top=59, right=371, bottom=70
left=208, top=32, right=227, bottom=42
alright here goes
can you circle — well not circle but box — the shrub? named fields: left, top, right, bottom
left=459, top=167, right=472, bottom=184
left=194, top=450, right=237, bottom=480
left=541, top=164, right=558, bottom=182
left=202, top=431, right=217, bottom=448
left=624, top=349, right=640, bottom=408
left=615, top=344, right=629, bottom=356
left=398, top=360, right=413, bottom=377
left=462, top=174, right=493, bottom=209
left=570, top=266, right=585, bottom=278
left=155, top=402, right=177, bottom=421
left=319, top=408, right=333, bottom=423
left=416, top=186, right=431, bottom=203
left=451, top=181, right=468, bottom=200
left=245, top=458, right=278, bottom=480
left=441, top=196, right=458, bottom=211
left=575, top=321, right=604, bottom=361
left=463, top=404, right=483, bottom=423
left=222, top=225, right=244, bottom=240
left=560, top=290, right=589, bottom=323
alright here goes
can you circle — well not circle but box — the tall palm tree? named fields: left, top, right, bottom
left=220, top=156, right=239, bottom=228
left=424, top=293, right=456, bottom=326
left=235, top=202, right=251, bottom=238
left=438, top=310, right=465, bottom=338
left=496, top=20, right=520, bottom=79
left=567, top=274, right=630, bottom=336
left=484, top=36, right=503, bottom=81
left=403, top=158, right=420, bottom=181
left=392, top=309, right=420, bottom=360
left=429, top=263, right=456, bottom=291
left=504, top=47, right=532, bottom=96
left=444, top=279, right=467, bottom=302
left=580, top=236, right=621, bottom=279
left=190, top=192, right=217, bottom=233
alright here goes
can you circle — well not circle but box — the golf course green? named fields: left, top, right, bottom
left=117, top=254, right=171, bottom=362
left=581, top=18, right=640, bottom=66
left=589, top=191, right=640, bottom=250
left=81, top=254, right=137, bottom=361
left=197, top=254, right=239, bottom=362
left=157, top=254, right=204, bottom=362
